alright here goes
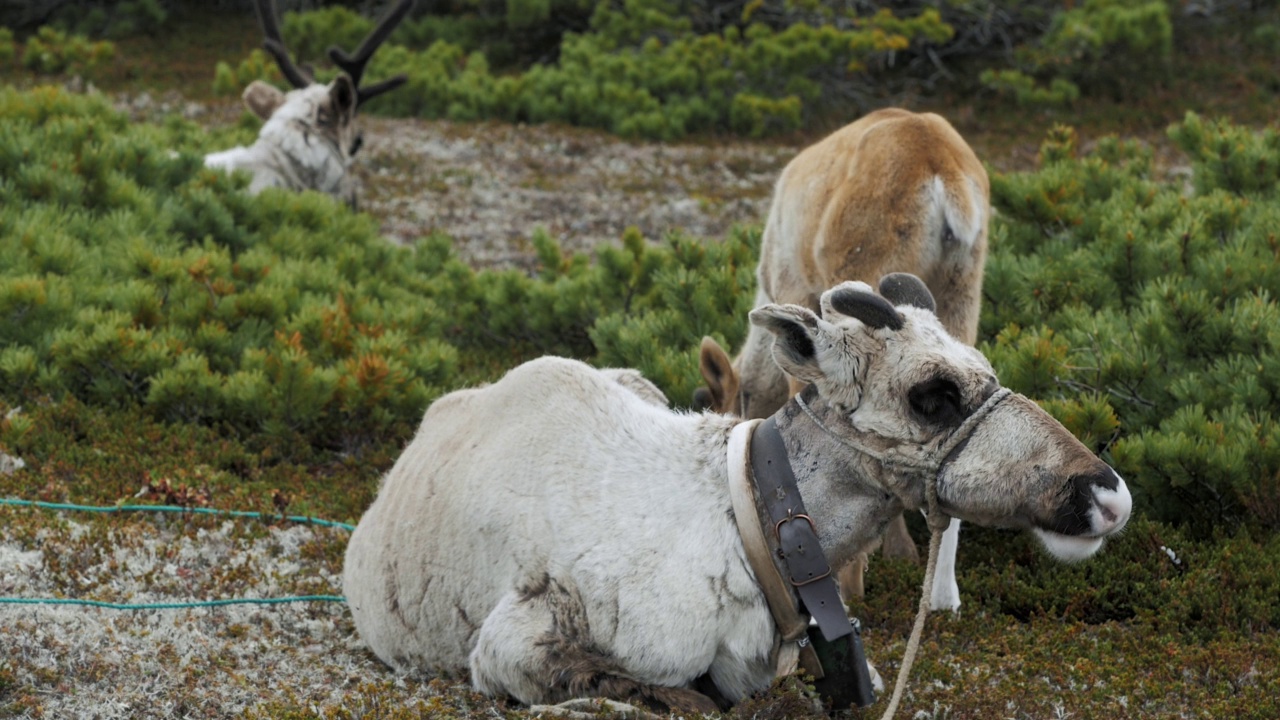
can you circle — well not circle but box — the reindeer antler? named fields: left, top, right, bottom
left=327, top=0, right=414, bottom=106
left=254, top=0, right=313, bottom=90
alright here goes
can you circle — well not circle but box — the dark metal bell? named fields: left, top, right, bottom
left=809, top=617, right=877, bottom=710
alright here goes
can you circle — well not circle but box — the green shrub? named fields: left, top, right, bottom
left=217, top=1, right=956, bottom=139
left=1168, top=111, right=1280, bottom=197
left=0, top=27, right=14, bottom=66
left=212, top=49, right=284, bottom=98
left=98, top=0, right=168, bottom=39
left=19, top=26, right=116, bottom=77
left=981, top=0, right=1173, bottom=105
left=211, top=0, right=1269, bottom=136
left=979, top=68, right=1080, bottom=107
left=281, top=6, right=375, bottom=66
left=31, top=0, right=169, bottom=39
left=1252, top=22, right=1280, bottom=53
left=983, top=119, right=1280, bottom=533
left=0, top=87, right=760, bottom=453
left=5, top=86, right=1280, bottom=533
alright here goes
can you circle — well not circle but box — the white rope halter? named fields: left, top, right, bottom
left=794, top=386, right=1013, bottom=719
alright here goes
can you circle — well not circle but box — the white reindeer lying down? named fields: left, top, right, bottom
left=204, top=0, right=413, bottom=208
left=343, top=274, right=1132, bottom=711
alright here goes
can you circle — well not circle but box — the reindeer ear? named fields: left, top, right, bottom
left=879, top=273, right=936, bottom=313
left=243, top=80, right=285, bottom=120
left=749, top=304, right=824, bottom=384
left=825, top=282, right=904, bottom=331
left=331, top=74, right=358, bottom=119
left=696, top=336, right=739, bottom=413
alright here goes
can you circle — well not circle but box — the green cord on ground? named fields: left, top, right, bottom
left=0, top=497, right=356, bottom=532
left=0, top=596, right=347, bottom=609
left=0, top=496, right=354, bottom=610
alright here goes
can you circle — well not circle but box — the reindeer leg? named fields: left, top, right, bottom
left=928, top=517, right=962, bottom=612
left=470, top=576, right=719, bottom=714
left=879, top=512, right=919, bottom=563
left=835, top=552, right=868, bottom=602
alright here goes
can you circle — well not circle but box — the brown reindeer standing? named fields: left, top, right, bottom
left=695, top=108, right=991, bottom=610
left=204, top=0, right=414, bottom=208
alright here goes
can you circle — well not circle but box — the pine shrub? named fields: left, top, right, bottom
left=212, top=50, right=284, bottom=99
left=0, top=27, right=14, bottom=66
left=216, top=1, right=956, bottom=139
left=3, top=86, right=1280, bottom=533
left=280, top=5, right=376, bottom=65
left=984, top=118, right=1280, bottom=533
left=210, top=1, right=1280, bottom=137
left=19, top=26, right=116, bottom=77
left=981, top=0, right=1173, bottom=105
left=0, top=87, right=758, bottom=454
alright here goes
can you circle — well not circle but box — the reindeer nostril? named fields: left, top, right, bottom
left=1090, top=471, right=1132, bottom=535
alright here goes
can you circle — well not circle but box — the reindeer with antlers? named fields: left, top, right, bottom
left=204, top=0, right=414, bottom=208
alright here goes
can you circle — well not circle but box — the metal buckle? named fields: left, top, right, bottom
left=775, top=513, right=832, bottom=586
left=774, top=512, right=816, bottom=540
left=789, top=568, right=833, bottom=586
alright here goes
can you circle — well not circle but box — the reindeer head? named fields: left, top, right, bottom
left=239, top=0, right=414, bottom=206
left=750, top=274, right=1132, bottom=562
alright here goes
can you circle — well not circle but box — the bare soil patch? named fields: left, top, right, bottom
left=353, top=117, right=798, bottom=269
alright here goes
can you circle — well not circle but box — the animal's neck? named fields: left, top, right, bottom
left=255, top=123, right=349, bottom=195
left=769, top=396, right=904, bottom=572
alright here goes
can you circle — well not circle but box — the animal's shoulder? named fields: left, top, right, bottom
left=598, top=368, right=669, bottom=407
left=500, top=356, right=625, bottom=396
left=430, top=357, right=668, bottom=419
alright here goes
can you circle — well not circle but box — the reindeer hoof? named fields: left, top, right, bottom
left=929, top=576, right=962, bottom=612
left=529, top=699, right=660, bottom=719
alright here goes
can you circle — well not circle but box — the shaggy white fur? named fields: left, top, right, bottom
left=204, top=81, right=357, bottom=207
left=344, top=278, right=1131, bottom=709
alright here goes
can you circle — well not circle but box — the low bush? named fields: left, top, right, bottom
left=199, top=0, right=1280, bottom=136
left=860, top=517, right=1280, bottom=641
left=0, top=27, right=14, bottom=66
left=212, top=49, right=283, bottom=99
left=2, top=87, right=1279, bottom=534
left=981, top=0, right=1173, bottom=105
left=983, top=118, right=1280, bottom=533
left=19, top=26, right=115, bottom=77
left=4, top=0, right=167, bottom=38
left=0, top=86, right=756, bottom=455
left=212, top=0, right=958, bottom=139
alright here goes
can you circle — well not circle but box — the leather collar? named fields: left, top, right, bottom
left=749, top=416, right=853, bottom=642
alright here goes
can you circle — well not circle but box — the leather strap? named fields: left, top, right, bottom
left=750, top=416, right=852, bottom=643
left=727, top=421, right=809, bottom=644
left=728, top=421, right=831, bottom=680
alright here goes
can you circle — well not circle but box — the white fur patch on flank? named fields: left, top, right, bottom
left=930, top=174, right=984, bottom=248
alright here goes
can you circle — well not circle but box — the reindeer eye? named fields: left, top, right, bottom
left=943, top=225, right=957, bottom=245
left=908, top=377, right=963, bottom=426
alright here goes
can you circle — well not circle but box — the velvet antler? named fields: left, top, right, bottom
left=327, top=0, right=414, bottom=106
left=253, top=0, right=313, bottom=89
